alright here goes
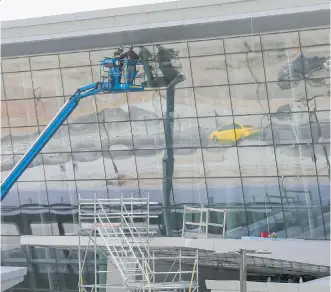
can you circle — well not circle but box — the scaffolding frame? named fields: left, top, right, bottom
left=78, top=194, right=199, bottom=292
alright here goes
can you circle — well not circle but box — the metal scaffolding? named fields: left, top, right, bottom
left=78, top=195, right=199, bottom=292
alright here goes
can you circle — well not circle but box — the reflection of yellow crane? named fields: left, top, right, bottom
left=210, top=123, right=259, bottom=142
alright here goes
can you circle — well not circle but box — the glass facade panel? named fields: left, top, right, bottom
left=1, top=27, right=329, bottom=242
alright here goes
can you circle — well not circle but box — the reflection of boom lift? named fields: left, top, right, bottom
left=0, top=58, right=145, bottom=201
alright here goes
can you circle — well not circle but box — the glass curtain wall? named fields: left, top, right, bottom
left=1, top=28, right=330, bottom=240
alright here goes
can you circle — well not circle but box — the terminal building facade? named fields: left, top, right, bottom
left=1, top=0, right=330, bottom=291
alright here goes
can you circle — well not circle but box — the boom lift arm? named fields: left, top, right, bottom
left=1, top=57, right=144, bottom=201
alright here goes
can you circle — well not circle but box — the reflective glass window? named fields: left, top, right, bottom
left=230, top=83, right=269, bottom=115
left=3, top=71, right=34, bottom=100
left=35, top=97, right=65, bottom=126
left=11, top=127, right=39, bottom=154
left=139, top=179, right=162, bottom=203
left=103, top=150, right=137, bottom=179
left=173, top=118, right=200, bottom=148
left=1, top=57, right=30, bottom=73
left=1, top=74, right=6, bottom=100
left=69, top=123, right=102, bottom=152
left=272, top=112, right=312, bottom=144
left=76, top=180, right=108, bottom=199
left=89, top=48, right=118, bottom=65
left=135, top=149, right=164, bottom=179
left=47, top=181, right=77, bottom=206
left=314, top=144, right=330, bottom=176
left=194, top=86, right=232, bottom=117
left=202, top=147, right=240, bottom=177
left=105, top=179, right=140, bottom=198
left=67, top=95, right=98, bottom=123
left=72, top=151, right=105, bottom=179
left=188, top=39, right=224, bottom=57
left=1, top=128, right=11, bottom=155
left=59, top=52, right=91, bottom=67
left=224, top=35, right=261, bottom=53
left=280, top=176, right=324, bottom=239
left=198, top=116, right=235, bottom=147
left=299, top=28, right=330, bottom=46
left=1, top=155, right=14, bottom=182
left=173, top=178, right=208, bottom=205
left=96, top=92, right=129, bottom=122
left=100, top=121, right=133, bottom=151
left=233, top=115, right=273, bottom=146
left=160, top=88, right=196, bottom=118
left=41, top=125, right=71, bottom=153
left=43, top=153, right=75, bottom=180
left=310, top=111, right=330, bottom=143
left=17, top=181, right=48, bottom=206
left=306, top=78, right=330, bottom=111
left=1, top=101, right=9, bottom=127
left=261, top=32, right=299, bottom=50
left=301, top=46, right=330, bottom=79
left=173, top=148, right=204, bottom=178
left=18, top=154, right=45, bottom=182
left=7, top=99, right=38, bottom=127
left=191, top=55, right=228, bottom=86
left=275, top=145, right=316, bottom=176
left=128, top=90, right=162, bottom=120
left=32, top=69, right=63, bottom=97
left=226, top=52, right=265, bottom=84
left=132, top=119, right=165, bottom=149
left=30, top=55, right=60, bottom=70
left=61, top=67, right=92, bottom=95
left=154, top=43, right=189, bottom=59
left=238, top=146, right=277, bottom=176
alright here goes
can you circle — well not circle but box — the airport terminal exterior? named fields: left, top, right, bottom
left=1, top=0, right=330, bottom=291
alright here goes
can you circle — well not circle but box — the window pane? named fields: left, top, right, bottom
left=69, top=123, right=101, bottom=151
left=7, top=99, right=37, bottom=127
left=301, top=46, right=330, bottom=79
left=173, top=148, right=204, bottom=178
left=238, top=146, right=277, bottom=176
left=11, top=127, right=39, bottom=154
left=76, top=180, right=108, bottom=199
left=128, top=90, right=162, bottom=120
left=32, top=69, right=63, bottom=98
left=96, top=92, right=129, bottom=122
left=137, top=45, right=155, bottom=61
left=3, top=71, right=34, bottom=99
left=1, top=155, right=14, bottom=182
left=132, top=120, right=165, bottom=149
left=1, top=101, right=9, bottom=127
left=195, top=86, right=232, bottom=117
left=89, top=48, right=118, bottom=65
left=1, top=184, right=20, bottom=209
left=188, top=39, right=224, bottom=56
left=275, top=145, right=316, bottom=176
left=272, top=113, right=312, bottom=144
left=1, top=74, right=5, bottom=100
left=233, top=115, right=273, bottom=145
left=30, top=55, right=60, bottom=70
left=47, top=181, right=77, bottom=206
left=59, top=52, right=90, bottom=67
left=267, top=81, right=307, bottom=113
left=280, top=176, right=325, bottom=239
left=43, top=153, right=75, bottom=180
left=135, top=149, right=164, bottom=178
left=72, top=151, right=105, bottom=179
left=18, top=181, right=48, bottom=205
left=155, top=57, right=192, bottom=88
left=206, top=178, right=248, bottom=237
left=67, top=95, right=98, bottom=123
left=224, top=35, right=261, bottom=53
left=300, top=29, right=330, bottom=46
left=61, top=67, right=92, bottom=95
left=104, top=150, right=137, bottom=179
left=1, top=128, right=11, bottom=156
left=191, top=55, right=227, bottom=86
left=230, top=83, right=269, bottom=115
left=154, top=43, right=188, bottom=59
left=263, top=48, right=303, bottom=83
left=106, top=179, right=139, bottom=198
left=261, top=32, right=299, bottom=50
left=160, top=88, right=196, bottom=118
left=173, top=178, right=208, bottom=205
left=17, top=154, right=45, bottom=182
left=173, top=118, right=200, bottom=148
left=100, top=121, right=133, bottom=151
left=2, top=57, right=30, bottom=73
left=318, top=176, right=330, bottom=239
left=198, top=117, right=235, bottom=147
left=35, top=97, right=65, bottom=126
left=243, top=177, right=285, bottom=237
left=202, top=147, right=240, bottom=177
left=41, top=125, right=71, bottom=153
left=306, top=78, right=330, bottom=111
left=226, top=52, right=265, bottom=84
left=139, top=179, right=162, bottom=203
left=314, top=144, right=330, bottom=176
left=310, top=111, right=330, bottom=143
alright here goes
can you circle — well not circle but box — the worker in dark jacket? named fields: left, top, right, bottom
left=113, top=46, right=125, bottom=83
left=123, top=45, right=139, bottom=84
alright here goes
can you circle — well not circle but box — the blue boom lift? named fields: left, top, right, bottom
left=1, top=57, right=145, bottom=201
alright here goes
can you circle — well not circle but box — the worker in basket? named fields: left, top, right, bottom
left=122, top=45, right=139, bottom=84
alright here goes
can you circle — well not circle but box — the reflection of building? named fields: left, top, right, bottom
left=1, top=0, right=330, bottom=291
